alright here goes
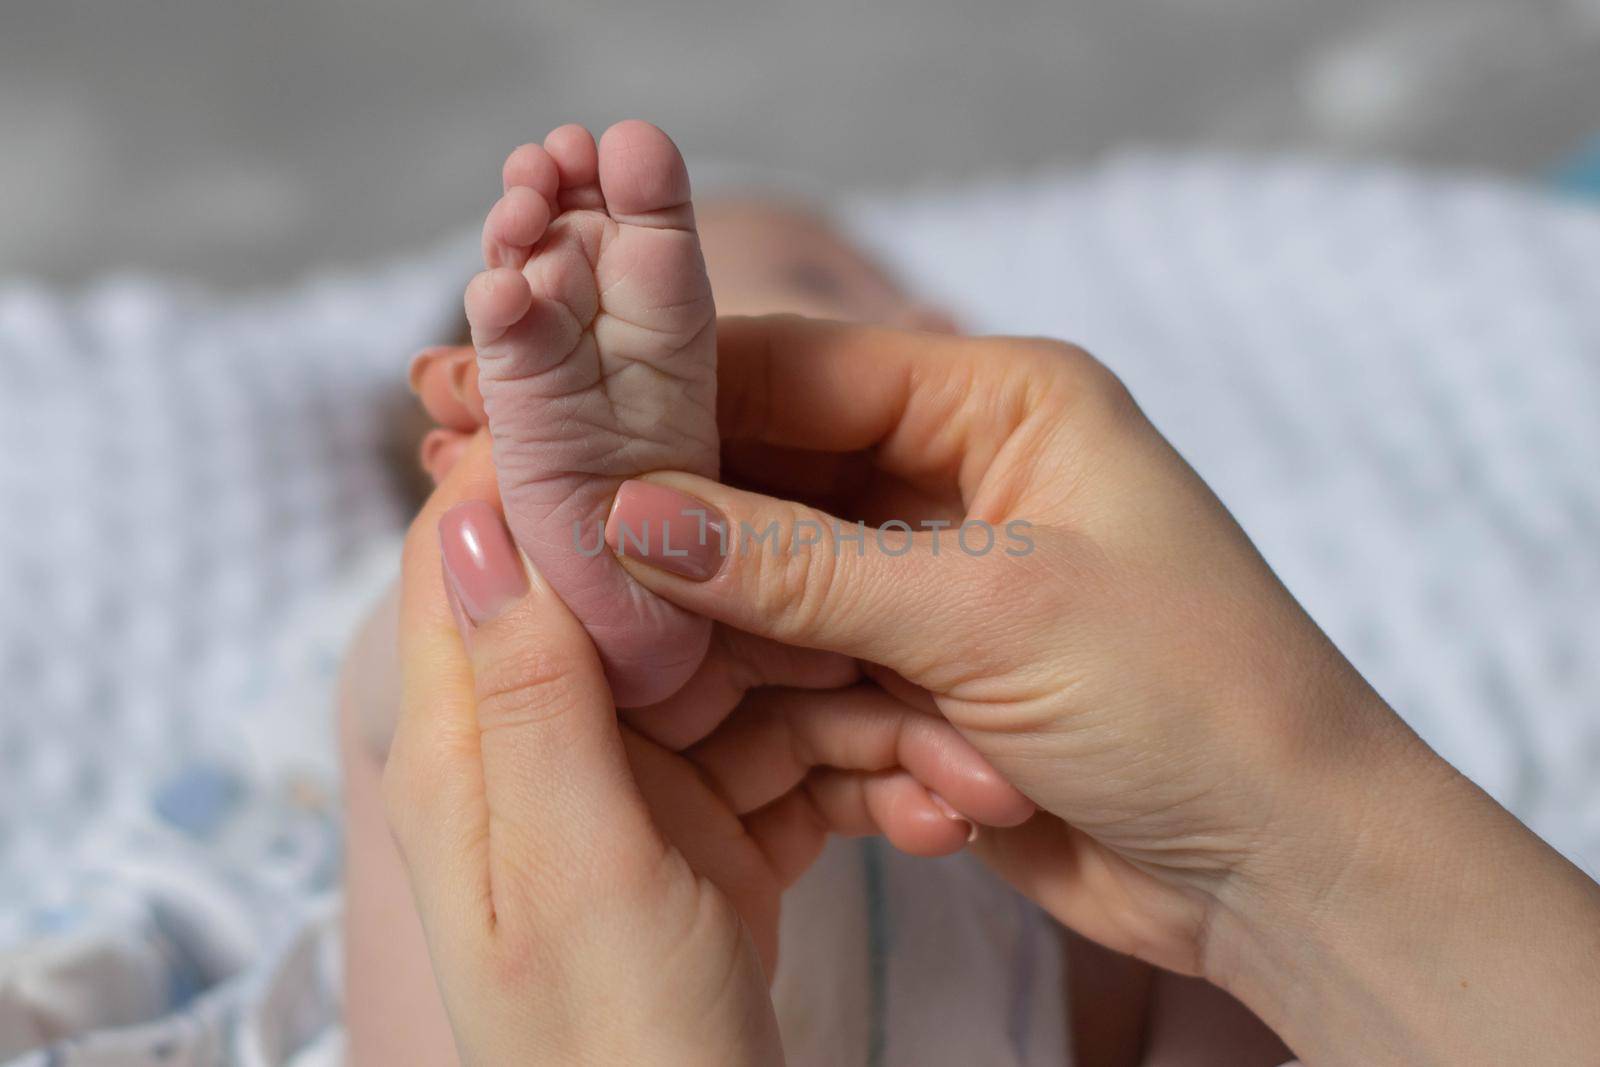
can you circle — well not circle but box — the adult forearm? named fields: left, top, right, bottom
left=1207, top=728, right=1600, bottom=1065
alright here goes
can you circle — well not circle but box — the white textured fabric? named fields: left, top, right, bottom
left=0, top=260, right=462, bottom=1066
left=2, top=156, right=1598, bottom=1065
left=848, top=158, right=1600, bottom=870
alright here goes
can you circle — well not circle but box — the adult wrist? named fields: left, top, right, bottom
left=1200, top=690, right=1600, bottom=1065
left=1199, top=712, right=1452, bottom=1057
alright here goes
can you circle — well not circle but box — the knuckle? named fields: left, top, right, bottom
left=1049, top=342, right=1140, bottom=423
left=473, top=643, right=588, bottom=734
left=1011, top=337, right=1145, bottom=444
left=749, top=506, right=845, bottom=639
left=1083, top=365, right=1141, bottom=427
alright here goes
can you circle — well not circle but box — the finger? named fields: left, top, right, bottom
left=719, top=441, right=868, bottom=507
left=411, top=345, right=474, bottom=428
left=715, top=315, right=1040, bottom=496
left=621, top=626, right=860, bottom=750
left=860, top=663, right=939, bottom=715
left=715, top=315, right=945, bottom=453
left=687, top=685, right=1034, bottom=827
left=742, top=774, right=965, bottom=888
left=407, top=344, right=462, bottom=396
left=604, top=474, right=1038, bottom=691
left=387, top=437, right=655, bottom=936
left=412, top=345, right=485, bottom=431
left=420, top=428, right=471, bottom=484
left=619, top=729, right=782, bottom=971
left=967, top=815, right=1154, bottom=963
left=451, top=352, right=486, bottom=425
left=387, top=434, right=502, bottom=931
left=450, top=505, right=662, bottom=928
left=804, top=769, right=976, bottom=858
left=720, top=442, right=964, bottom=528
left=738, top=789, right=828, bottom=889
left=836, top=465, right=966, bottom=528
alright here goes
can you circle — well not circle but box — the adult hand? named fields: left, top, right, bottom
left=589, top=316, right=1600, bottom=1066
left=383, top=434, right=1031, bottom=1064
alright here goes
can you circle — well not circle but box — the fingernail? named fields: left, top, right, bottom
left=605, top=480, right=727, bottom=581
left=439, top=501, right=530, bottom=625
left=930, top=792, right=979, bottom=843
left=407, top=346, right=453, bottom=394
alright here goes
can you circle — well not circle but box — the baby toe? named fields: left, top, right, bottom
left=502, top=142, right=560, bottom=203
left=463, top=267, right=534, bottom=347
left=481, top=186, right=552, bottom=269
left=597, top=120, right=693, bottom=225
left=543, top=123, right=605, bottom=211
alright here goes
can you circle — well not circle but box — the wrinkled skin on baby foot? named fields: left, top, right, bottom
left=465, top=121, right=719, bottom=707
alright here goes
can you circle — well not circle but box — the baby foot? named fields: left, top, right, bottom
left=465, top=121, right=718, bottom=707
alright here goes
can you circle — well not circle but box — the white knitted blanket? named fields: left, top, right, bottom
left=2, top=156, right=1597, bottom=1065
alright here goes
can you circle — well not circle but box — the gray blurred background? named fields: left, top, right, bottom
left=4, top=0, right=1599, bottom=290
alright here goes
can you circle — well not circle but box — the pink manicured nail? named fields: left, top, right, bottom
left=605, top=481, right=727, bottom=581
left=439, top=501, right=530, bottom=625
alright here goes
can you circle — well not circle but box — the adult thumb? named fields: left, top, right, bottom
left=603, top=473, right=1039, bottom=688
